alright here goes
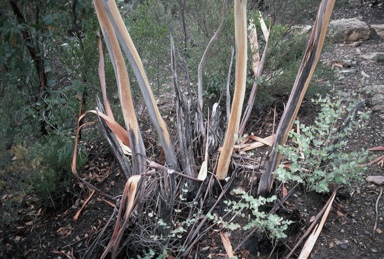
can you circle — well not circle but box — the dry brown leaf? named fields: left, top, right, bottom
left=101, top=175, right=141, bottom=258
left=259, top=12, right=269, bottom=41
left=97, top=31, right=114, bottom=120
left=248, top=134, right=274, bottom=146
left=71, top=109, right=131, bottom=179
left=73, top=190, right=95, bottom=221
left=102, top=198, right=116, bottom=207
left=238, top=135, right=275, bottom=152
left=282, top=184, right=288, bottom=197
left=198, top=126, right=209, bottom=181
left=247, top=18, right=260, bottom=76
left=283, top=163, right=291, bottom=169
left=295, top=119, right=305, bottom=159
left=220, top=232, right=234, bottom=258
left=368, top=146, right=384, bottom=151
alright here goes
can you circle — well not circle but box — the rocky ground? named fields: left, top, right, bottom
left=301, top=1, right=384, bottom=258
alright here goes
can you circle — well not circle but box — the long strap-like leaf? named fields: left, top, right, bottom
left=216, top=0, right=248, bottom=179
left=100, top=0, right=178, bottom=170
left=258, top=0, right=336, bottom=196
left=171, top=35, right=195, bottom=177
left=97, top=32, right=115, bottom=120
left=94, top=0, right=146, bottom=174
left=239, top=15, right=269, bottom=137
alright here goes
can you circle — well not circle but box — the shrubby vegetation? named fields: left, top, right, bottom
left=218, top=190, right=292, bottom=239
left=276, top=95, right=369, bottom=192
left=0, top=0, right=98, bottom=205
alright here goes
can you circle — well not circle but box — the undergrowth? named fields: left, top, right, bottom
left=3, top=135, right=87, bottom=208
left=213, top=189, right=292, bottom=239
left=275, top=95, right=370, bottom=192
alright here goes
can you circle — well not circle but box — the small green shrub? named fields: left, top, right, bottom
left=275, top=95, right=369, bottom=193
left=29, top=135, right=87, bottom=196
left=5, top=135, right=87, bottom=207
left=209, top=189, right=291, bottom=239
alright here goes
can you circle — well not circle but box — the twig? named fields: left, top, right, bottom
left=196, top=0, right=227, bottom=138
left=326, top=101, right=364, bottom=158
left=268, top=241, right=279, bottom=259
left=197, top=0, right=227, bottom=112
left=78, top=179, right=116, bottom=201
left=373, top=187, right=383, bottom=239
left=179, top=0, right=192, bottom=97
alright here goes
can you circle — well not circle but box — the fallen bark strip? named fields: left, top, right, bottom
left=373, top=187, right=383, bottom=239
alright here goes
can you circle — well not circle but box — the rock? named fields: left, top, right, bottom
left=371, top=247, right=378, bottom=253
left=372, top=94, right=384, bottom=106
left=363, top=85, right=384, bottom=95
left=373, top=105, right=384, bottom=112
left=343, top=60, right=357, bottom=67
left=371, top=24, right=384, bottom=38
left=361, top=71, right=370, bottom=78
left=348, top=0, right=361, bottom=7
left=334, top=239, right=349, bottom=246
left=328, top=18, right=371, bottom=43
left=362, top=52, right=384, bottom=62
left=337, top=68, right=357, bottom=76
left=371, top=89, right=384, bottom=112
left=291, top=25, right=312, bottom=35
left=366, top=176, right=384, bottom=185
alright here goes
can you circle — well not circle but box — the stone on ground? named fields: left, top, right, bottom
left=328, top=18, right=371, bottom=43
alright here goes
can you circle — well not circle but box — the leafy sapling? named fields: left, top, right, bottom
left=210, top=189, right=292, bottom=239
left=275, top=95, right=369, bottom=193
